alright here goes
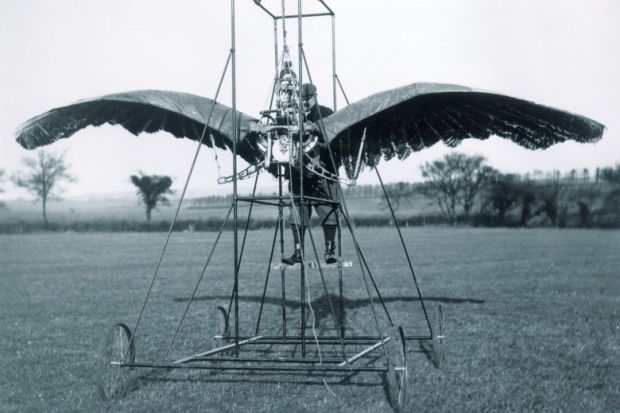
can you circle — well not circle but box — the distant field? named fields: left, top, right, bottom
left=1, top=228, right=618, bottom=412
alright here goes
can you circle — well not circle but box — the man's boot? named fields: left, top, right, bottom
left=323, top=225, right=338, bottom=264
left=282, top=225, right=304, bottom=265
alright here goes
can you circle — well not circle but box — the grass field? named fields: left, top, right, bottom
left=1, top=228, right=618, bottom=412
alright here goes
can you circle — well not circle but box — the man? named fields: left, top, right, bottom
left=282, top=83, right=339, bottom=265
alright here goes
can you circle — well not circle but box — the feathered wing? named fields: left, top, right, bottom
left=320, top=83, right=605, bottom=175
left=15, top=90, right=262, bottom=163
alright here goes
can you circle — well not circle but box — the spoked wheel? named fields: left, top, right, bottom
left=384, top=326, right=409, bottom=413
left=96, top=323, right=135, bottom=400
left=432, top=304, right=445, bottom=368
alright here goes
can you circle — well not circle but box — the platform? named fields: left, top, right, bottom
left=272, top=260, right=353, bottom=271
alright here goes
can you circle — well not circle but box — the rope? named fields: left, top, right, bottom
left=287, top=187, right=338, bottom=399
left=286, top=182, right=324, bottom=357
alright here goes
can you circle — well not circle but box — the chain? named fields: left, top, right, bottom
left=304, top=154, right=355, bottom=186
left=217, top=161, right=264, bottom=184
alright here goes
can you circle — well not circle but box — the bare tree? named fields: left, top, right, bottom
left=12, top=150, right=76, bottom=224
left=130, top=172, right=174, bottom=222
left=420, top=153, right=493, bottom=224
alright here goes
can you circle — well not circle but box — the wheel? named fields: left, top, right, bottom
left=211, top=306, right=229, bottom=351
left=216, top=306, right=229, bottom=337
left=432, top=304, right=445, bottom=368
left=96, top=323, right=135, bottom=400
left=384, top=326, right=409, bottom=412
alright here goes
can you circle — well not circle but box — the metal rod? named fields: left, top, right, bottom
left=255, top=0, right=332, bottom=18
left=214, top=335, right=431, bottom=344
left=354, top=238, right=394, bottom=326
left=255, top=1, right=276, bottom=18
left=272, top=18, right=279, bottom=110
left=335, top=74, right=350, bottom=105
left=223, top=172, right=260, bottom=337
left=299, top=47, right=391, bottom=361
left=173, top=335, right=263, bottom=364
left=126, top=50, right=233, bottom=360
left=338, top=209, right=344, bottom=338
left=122, top=362, right=386, bottom=373
left=275, top=12, right=332, bottom=19
left=317, top=0, right=335, bottom=15
left=255, top=222, right=279, bottom=334
left=163, top=203, right=234, bottom=360
left=339, top=205, right=390, bottom=362
left=193, top=356, right=346, bottom=364
left=238, top=172, right=260, bottom=264
left=338, top=337, right=389, bottom=367
left=331, top=14, right=337, bottom=111
left=294, top=0, right=306, bottom=357
left=278, top=166, right=287, bottom=337
left=299, top=45, right=393, bottom=361
left=281, top=0, right=287, bottom=49
left=297, top=0, right=306, bottom=358
left=230, top=0, right=240, bottom=354
left=375, top=167, right=434, bottom=337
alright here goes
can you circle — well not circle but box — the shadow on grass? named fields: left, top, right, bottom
left=419, top=340, right=439, bottom=368
left=174, top=294, right=485, bottom=307
left=174, top=293, right=483, bottom=329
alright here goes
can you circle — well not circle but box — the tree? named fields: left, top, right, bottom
left=598, top=164, right=620, bottom=226
left=532, top=179, right=562, bottom=227
left=378, top=182, right=415, bottom=213
left=420, top=153, right=493, bottom=224
left=481, top=173, right=521, bottom=225
left=130, top=172, right=174, bottom=222
left=11, top=150, right=76, bottom=224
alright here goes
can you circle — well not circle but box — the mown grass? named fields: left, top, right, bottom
left=0, top=228, right=618, bottom=412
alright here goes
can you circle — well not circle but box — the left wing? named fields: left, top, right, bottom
left=15, top=90, right=262, bottom=163
left=320, top=83, right=605, bottom=173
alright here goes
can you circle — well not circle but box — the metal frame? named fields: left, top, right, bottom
left=104, top=2, right=440, bottom=408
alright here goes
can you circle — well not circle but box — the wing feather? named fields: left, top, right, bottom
left=321, top=82, right=604, bottom=170
left=15, top=90, right=261, bottom=163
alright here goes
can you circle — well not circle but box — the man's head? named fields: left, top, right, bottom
left=300, top=83, right=317, bottom=112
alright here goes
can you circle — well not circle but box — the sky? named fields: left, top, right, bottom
left=1, top=0, right=619, bottom=200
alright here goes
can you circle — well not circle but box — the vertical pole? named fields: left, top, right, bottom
left=230, top=0, right=240, bottom=354
left=331, top=14, right=337, bottom=111
left=297, top=0, right=306, bottom=358
left=338, top=208, right=344, bottom=338
left=278, top=166, right=287, bottom=337
left=273, top=19, right=279, bottom=77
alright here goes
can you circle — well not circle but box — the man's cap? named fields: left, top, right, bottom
left=300, top=83, right=317, bottom=99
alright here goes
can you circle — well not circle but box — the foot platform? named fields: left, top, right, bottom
left=273, top=260, right=353, bottom=271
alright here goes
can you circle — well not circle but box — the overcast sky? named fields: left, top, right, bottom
left=1, top=0, right=619, bottom=199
